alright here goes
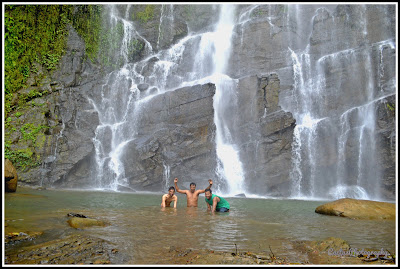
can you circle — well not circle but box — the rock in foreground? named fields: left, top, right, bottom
left=315, top=198, right=395, bottom=220
left=5, top=159, right=18, bottom=192
left=67, top=217, right=106, bottom=229
left=5, top=234, right=116, bottom=264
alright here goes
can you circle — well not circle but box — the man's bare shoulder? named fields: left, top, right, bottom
left=195, top=189, right=206, bottom=195
left=177, top=189, right=189, bottom=194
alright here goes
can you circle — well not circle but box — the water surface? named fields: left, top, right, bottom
left=4, top=187, right=396, bottom=264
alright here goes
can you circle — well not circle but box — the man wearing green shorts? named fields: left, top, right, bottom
left=204, top=189, right=230, bottom=212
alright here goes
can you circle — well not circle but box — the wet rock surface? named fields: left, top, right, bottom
left=5, top=159, right=18, bottom=192
left=5, top=234, right=119, bottom=265
left=156, top=245, right=291, bottom=265
left=5, top=231, right=44, bottom=245
left=67, top=217, right=106, bottom=229
left=291, top=238, right=395, bottom=265
left=5, top=233, right=395, bottom=265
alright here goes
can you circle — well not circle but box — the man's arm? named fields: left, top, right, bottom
left=212, top=196, right=220, bottom=212
left=161, top=194, right=167, bottom=207
left=198, top=179, right=213, bottom=194
left=206, top=201, right=211, bottom=211
left=173, top=196, right=178, bottom=208
left=174, top=178, right=187, bottom=194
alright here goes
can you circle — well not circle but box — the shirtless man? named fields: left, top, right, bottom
left=174, top=178, right=213, bottom=207
left=161, top=186, right=178, bottom=208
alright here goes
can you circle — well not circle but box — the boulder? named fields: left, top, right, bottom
left=137, top=83, right=150, bottom=91
left=67, top=217, right=106, bottom=229
left=315, top=198, right=395, bottom=220
left=5, top=159, right=18, bottom=192
left=5, top=231, right=44, bottom=244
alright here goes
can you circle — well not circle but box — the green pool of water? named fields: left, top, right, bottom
left=4, top=187, right=396, bottom=263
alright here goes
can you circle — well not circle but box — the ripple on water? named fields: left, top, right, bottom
left=4, top=188, right=396, bottom=263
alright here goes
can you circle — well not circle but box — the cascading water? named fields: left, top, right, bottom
left=180, top=5, right=245, bottom=196
left=89, top=4, right=245, bottom=194
left=90, top=6, right=154, bottom=191
left=286, top=5, right=396, bottom=201
left=84, top=4, right=394, bottom=200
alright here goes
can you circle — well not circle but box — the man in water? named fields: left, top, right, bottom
left=161, top=186, right=178, bottom=208
left=174, top=178, right=213, bottom=207
left=204, top=188, right=230, bottom=212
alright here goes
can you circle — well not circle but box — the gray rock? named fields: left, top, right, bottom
left=137, top=83, right=150, bottom=91
left=120, top=83, right=217, bottom=191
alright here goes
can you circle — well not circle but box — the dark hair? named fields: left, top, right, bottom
left=205, top=188, right=212, bottom=193
left=190, top=182, right=196, bottom=187
left=168, top=186, right=175, bottom=191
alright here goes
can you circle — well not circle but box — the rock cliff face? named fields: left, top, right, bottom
left=54, top=83, right=217, bottom=191
left=6, top=25, right=102, bottom=187
left=119, top=83, right=217, bottom=191
left=235, top=74, right=295, bottom=196
left=6, top=4, right=395, bottom=200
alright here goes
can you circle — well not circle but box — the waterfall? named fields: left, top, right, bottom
left=181, top=5, right=245, bottom=196
left=163, top=161, right=171, bottom=190
left=287, top=15, right=395, bottom=201
left=206, top=5, right=245, bottom=196
left=88, top=4, right=245, bottom=194
left=89, top=6, right=153, bottom=191
left=83, top=4, right=394, bottom=200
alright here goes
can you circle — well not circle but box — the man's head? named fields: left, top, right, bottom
left=168, top=186, right=175, bottom=196
left=189, top=182, right=196, bottom=193
left=205, top=188, right=212, bottom=200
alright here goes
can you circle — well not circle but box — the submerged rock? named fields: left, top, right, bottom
left=315, top=198, right=395, bottom=220
left=67, top=217, right=106, bottom=229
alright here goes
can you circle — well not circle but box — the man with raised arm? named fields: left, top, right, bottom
left=161, top=186, right=178, bottom=208
left=174, top=178, right=213, bottom=207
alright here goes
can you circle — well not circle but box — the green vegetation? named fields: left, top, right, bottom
left=70, top=5, right=103, bottom=62
left=4, top=4, right=154, bottom=172
left=132, top=5, right=155, bottom=23
left=19, top=89, right=48, bottom=106
left=5, top=6, right=71, bottom=108
left=387, top=102, right=395, bottom=112
left=127, top=39, right=145, bottom=62
left=4, top=4, right=103, bottom=171
left=4, top=4, right=103, bottom=118
left=97, top=20, right=125, bottom=69
left=4, top=143, right=39, bottom=171
left=183, top=5, right=195, bottom=19
left=20, top=123, right=49, bottom=145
